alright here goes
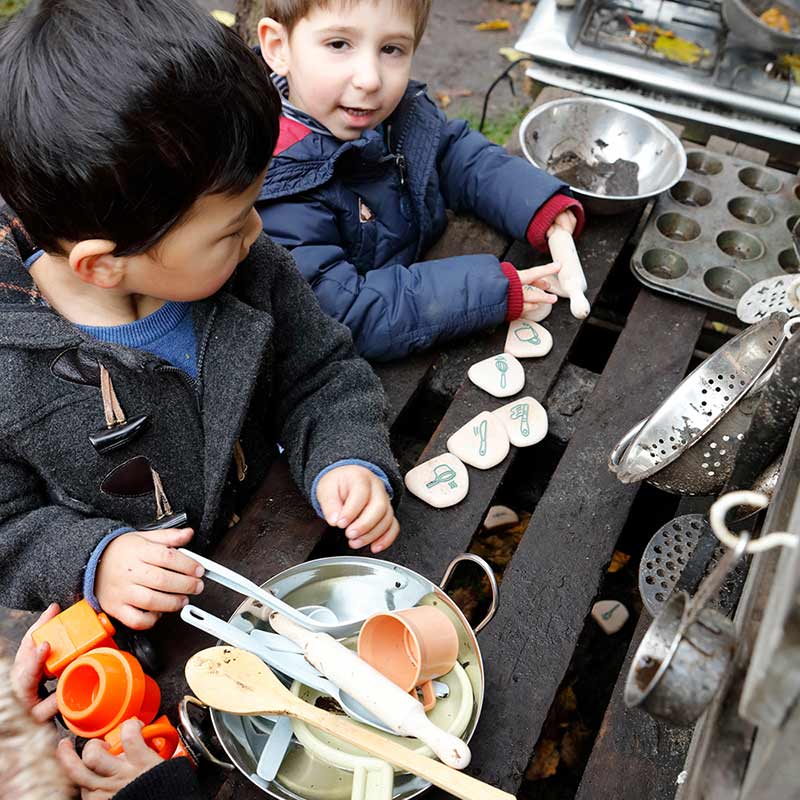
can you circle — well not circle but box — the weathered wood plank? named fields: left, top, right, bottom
left=575, top=497, right=711, bottom=800
left=385, top=211, right=635, bottom=584
left=466, top=290, right=706, bottom=793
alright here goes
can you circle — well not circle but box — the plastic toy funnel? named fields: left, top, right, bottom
left=56, top=648, right=158, bottom=738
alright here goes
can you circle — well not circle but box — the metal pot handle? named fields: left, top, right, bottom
left=439, top=553, right=498, bottom=634
left=608, top=418, right=646, bottom=473
left=178, top=695, right=234, bottom=770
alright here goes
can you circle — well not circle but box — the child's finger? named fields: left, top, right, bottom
left=137, top=527, right=195, bottom=549
left=517, top=262, right=560, bottom=285
left=113, top=603, right=161, bottom=632
left=30, top=690, right=59, bottom=724
left=57, top=738, right=106, bottom=790
left=25, top=602, right=61, bottom=637
left=315, top=477, right=344, bottom=526
left=82, top=738, right=119, bottom=777
left=522, top=286, right=558, bottom=305
left=350, top=505, right=395, bottom=549
left=119, top=718, right=163, bottom=768
left=127, top=584, right=191, bottom=614
left=337, top=480, right=371, bottom=529
left=369, top=518, right=401, bottom=554
left=345, top=491, right=387, bottom=540
left=138, top=547, right=205, bottom=588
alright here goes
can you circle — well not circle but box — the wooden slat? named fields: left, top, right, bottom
left=386, top=211, right=635, bottom=584
left=463, top=291, right=706, bottom=793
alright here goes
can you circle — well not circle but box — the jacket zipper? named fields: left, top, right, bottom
left=385, top=123, right=408, bottom=186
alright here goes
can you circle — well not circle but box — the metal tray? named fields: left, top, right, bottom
left=630, top=148, right=800, bottom=313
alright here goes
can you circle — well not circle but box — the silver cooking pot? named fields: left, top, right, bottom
left=179, top=554, right=498, bottom=800
left=722, top=0, right=800, bottom=53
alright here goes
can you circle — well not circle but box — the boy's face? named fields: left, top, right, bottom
left=124, top=172, right=265, bottom=302
left=263, top=1, right=416, bottom=141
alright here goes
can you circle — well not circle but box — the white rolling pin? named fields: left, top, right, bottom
left=547, top=228, right=590, bottom=320
left=269, top=611, right=472, bottom=770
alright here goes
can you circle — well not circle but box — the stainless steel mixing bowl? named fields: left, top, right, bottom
left=519, top=97, right=686, bottom=214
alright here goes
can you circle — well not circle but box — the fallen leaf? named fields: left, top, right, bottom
left=211, top=9, right=235, bottom=26
left=436, top=92, right=452, bottom=109
left=520, top=2, right=535, bottom=21
left=607, top=550, right=630, bottom=573
left=499, top=46, right=528, bottom=62
left=475, top=18, right=511, bottom=31
left=526, top=738, right=560, bottom=780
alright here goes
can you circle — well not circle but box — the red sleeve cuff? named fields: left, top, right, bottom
left=526, top=194, right=586, bottom=251
left=500, top=261, right=523, bottom=321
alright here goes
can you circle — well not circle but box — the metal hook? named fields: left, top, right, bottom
left=709, top=490, right=798, bottom=554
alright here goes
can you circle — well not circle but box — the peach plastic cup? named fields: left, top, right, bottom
left=357, top=606, right=459, bottom=711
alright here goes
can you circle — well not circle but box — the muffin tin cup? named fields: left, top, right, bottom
left=631, top=149, right=800, bottom=313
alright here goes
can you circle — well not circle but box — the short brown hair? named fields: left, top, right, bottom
left=263, top=0, right=431, bottom=46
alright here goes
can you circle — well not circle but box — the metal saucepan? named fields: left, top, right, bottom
left=180, top=554, right=498, bottom=800
left=624, top=530, right=749, bottom=726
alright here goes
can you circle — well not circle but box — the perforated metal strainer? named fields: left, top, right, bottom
left=639, top=514, right=710, bottom=616
left=736, top=275, right=800, bottom=325
left=609, top=313, right=790, bottom=491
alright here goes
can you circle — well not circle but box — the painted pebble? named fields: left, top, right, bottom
left=483, top=504, right=520, bottom=530
left=505, top=319, right=553, bottom=358
left=468, top=353, right=525, bottom=398
left=446, top=411, right=510, bottom=470
left=492, top=396, right=548, bottom=447
left=404, top=452, right=469, bottom=509
left=591, top=600, right=630, bottom=635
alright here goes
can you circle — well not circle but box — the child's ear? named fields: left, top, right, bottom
left=69, top=239, right=126, bottom=289
left=258, top=17, right=290, bottom=75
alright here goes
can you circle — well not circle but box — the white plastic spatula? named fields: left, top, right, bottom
left=186, top=647, right=514, bottom=800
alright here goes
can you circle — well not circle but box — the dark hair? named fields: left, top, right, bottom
left=0, top=0, right=280, bottom=255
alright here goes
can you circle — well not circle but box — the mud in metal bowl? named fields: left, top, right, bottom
left=201, top=555, right=494, bottom=800
left=520, top=97, right=686, bottom=214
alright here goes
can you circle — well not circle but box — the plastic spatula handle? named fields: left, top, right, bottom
left=548, top=228, right=590, bottom=319
left=269, top=611, right=472, bottom=770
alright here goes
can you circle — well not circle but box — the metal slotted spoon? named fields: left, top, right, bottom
left=737, top=275, right=800, bottom=325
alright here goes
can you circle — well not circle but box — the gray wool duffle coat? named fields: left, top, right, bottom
left=0, top=210, right=401, bottom=610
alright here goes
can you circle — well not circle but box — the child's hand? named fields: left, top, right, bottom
left=547, top=209, right=577, bottom=238
left=517, top=262, right=561, bottom=316
left=11, top=602, right=60, bottom=722
left=95, top=528, right=204, bottom=631
left=316, top=465, right=399, bottom=553
left=57, top=718, right=163, bottom=800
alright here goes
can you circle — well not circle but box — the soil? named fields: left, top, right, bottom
left=548, top=150, right=640, bottom=196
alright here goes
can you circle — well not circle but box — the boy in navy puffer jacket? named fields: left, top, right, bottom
left=256, top=0, right=585, bottom=361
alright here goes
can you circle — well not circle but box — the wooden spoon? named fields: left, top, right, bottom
left=186, top=646, right=514, bottom=800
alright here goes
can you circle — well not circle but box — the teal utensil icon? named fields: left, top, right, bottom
left=495, top=356, right=508, bottom=389
left=426, top=464, right=458, bottom=490
left=509, top=403, right=530, bottom=437
left=473, top=419, right=488, bottom=456
left=514, top=322, right=541, bottom=345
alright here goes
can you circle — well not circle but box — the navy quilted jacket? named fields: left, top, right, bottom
left=257, top=81, right=571, bottom=361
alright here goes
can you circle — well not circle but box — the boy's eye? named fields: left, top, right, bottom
left=328, top=40, right=350, bottom=50
left=382, top=44, right=406, bottom=56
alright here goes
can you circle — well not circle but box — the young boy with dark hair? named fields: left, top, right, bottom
left=256, top=0, right=585, bottom=361
left=0, top=0, right=400, bottom=630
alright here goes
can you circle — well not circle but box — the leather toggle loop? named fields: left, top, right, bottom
left=89, top=366, right=149, bottom=453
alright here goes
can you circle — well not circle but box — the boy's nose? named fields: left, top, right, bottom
left=351, top=54, right=382, bottom=93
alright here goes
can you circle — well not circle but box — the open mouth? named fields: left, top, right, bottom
left=341, top=106, right=376, bottom=118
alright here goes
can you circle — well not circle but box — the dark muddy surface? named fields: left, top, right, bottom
left=548, top=150, right=640, bottom=196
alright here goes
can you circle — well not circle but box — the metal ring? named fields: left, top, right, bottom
left=440, top=553, right=499, bottom=634
left=783, top=316, right=800, bottom=339
left=709, top=490, right=798, bottom=553
left=178, top=696, right=234, bottom=770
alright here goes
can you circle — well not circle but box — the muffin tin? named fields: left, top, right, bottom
left=630, top=148, right=800, bottom=314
